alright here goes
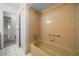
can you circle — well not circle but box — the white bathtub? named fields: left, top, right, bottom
left=30, top=40, right=79, bottom=56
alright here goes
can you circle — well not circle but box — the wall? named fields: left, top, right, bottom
left=0, top=4, right=18, bottom=14
left=28, top=7, right=40, bottom=50
left=20, top=4, right=27, bottom=52
left=40, top=4, right=77, bottom=50
left=16, top=3, right=29, bottom=53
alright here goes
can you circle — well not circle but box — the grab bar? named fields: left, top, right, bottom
left=49, top=34, right=60, bottom=37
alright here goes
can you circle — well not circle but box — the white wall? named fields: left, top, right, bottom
left=20, top=4, right=28, bottom=52
left=0, top=4, right=18, bottom=13
left=16, top=4, right=26, bottom=48
left=18, top=4, right=29, bottom=53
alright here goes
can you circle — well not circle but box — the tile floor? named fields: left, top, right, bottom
left=16, top=47, right=32, bottom=56
left=0, top=44, right=32, bottom=56
left=13, top=46, right=32, bottom=56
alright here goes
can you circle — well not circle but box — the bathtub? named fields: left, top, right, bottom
left=30, top=40, right=79, bottom=56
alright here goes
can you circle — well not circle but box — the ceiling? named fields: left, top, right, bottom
left=0, top=3, right=57, bottom=12
left=32, top=3, right=57, bottom=12
left=0, top=3, right=23, bottom=11
left=5, top=3, right=23, bottom=9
